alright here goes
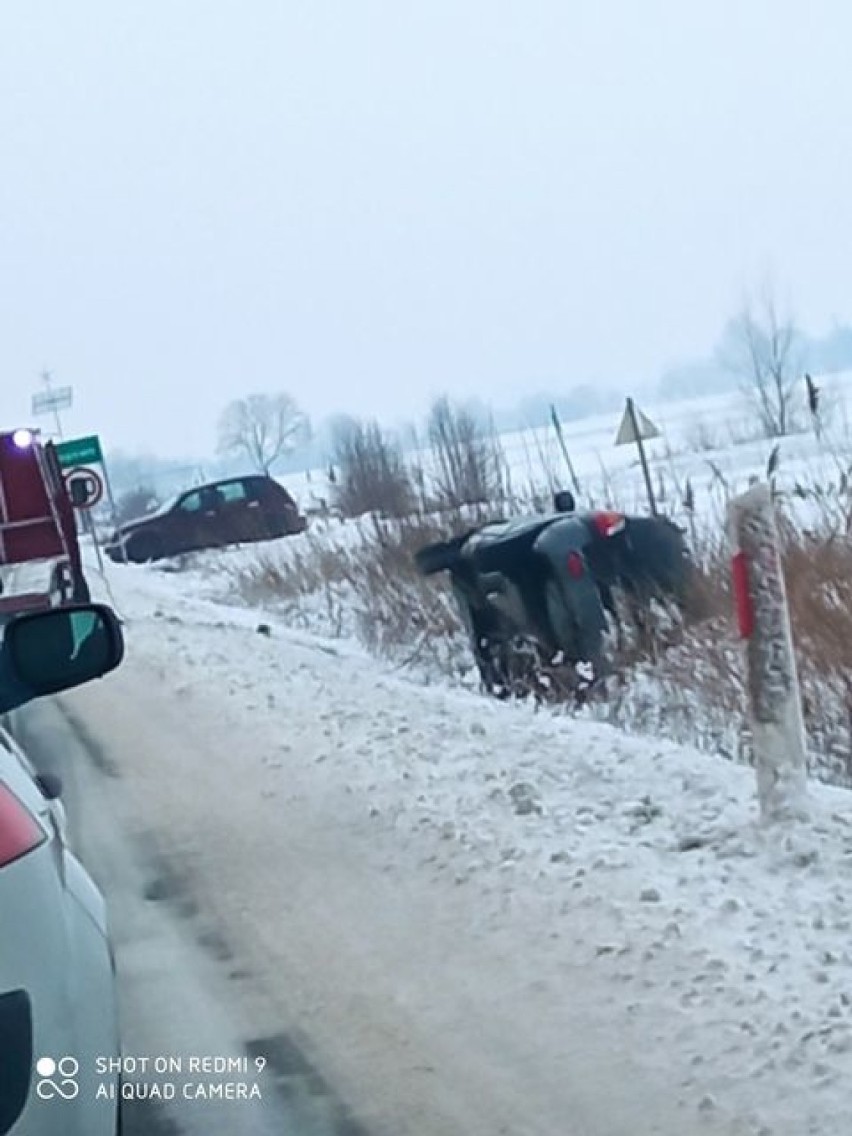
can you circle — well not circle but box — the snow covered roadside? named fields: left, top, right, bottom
left=72, top=561, right=852, bottom=1135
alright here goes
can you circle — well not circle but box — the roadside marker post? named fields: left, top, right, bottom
left=728, top=482, right=808, bottom=821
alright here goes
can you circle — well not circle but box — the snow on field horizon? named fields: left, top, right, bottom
left=82, top=367, right=852, bottom=516
left=61, top=536, right=852, bottom=1135
left=265, top=369, right=852, bottom=531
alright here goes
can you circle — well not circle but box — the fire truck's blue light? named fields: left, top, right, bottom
left=11, top=430, right=33, bottom=449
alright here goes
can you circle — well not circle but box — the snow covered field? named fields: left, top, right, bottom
left=69, top=552, right=852, bottom=1136
left=284, top=372, right=852, bottom=533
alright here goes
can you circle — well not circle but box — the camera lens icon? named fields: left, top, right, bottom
left=36, top=1056, right=80, bottom=1100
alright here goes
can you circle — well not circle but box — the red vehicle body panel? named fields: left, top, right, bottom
left=0, top=430, right=85, bottom=605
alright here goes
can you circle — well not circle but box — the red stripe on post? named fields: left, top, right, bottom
left=732, top=551, right=755, bottom=638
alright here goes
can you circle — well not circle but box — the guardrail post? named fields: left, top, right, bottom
left=728, top=482, right=808, bottom=820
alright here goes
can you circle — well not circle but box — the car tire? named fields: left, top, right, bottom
left=267, top=517, right=289, bottom=540
left=414, top=536, right=466, bottom=576
left=543, top=576, right=605, bottom=677
left=128, top=533, right=163, bottom=564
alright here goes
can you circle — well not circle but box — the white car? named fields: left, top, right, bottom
left=0, top=603, right=125, bottom=1136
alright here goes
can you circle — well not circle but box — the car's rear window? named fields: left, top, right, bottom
left=245, top=479, right=294, bottom=505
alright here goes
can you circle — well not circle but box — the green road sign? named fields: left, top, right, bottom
left=54, top=434, right=103, bottom=469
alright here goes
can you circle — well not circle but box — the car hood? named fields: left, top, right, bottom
left=109, top=516, right=155, bottom=542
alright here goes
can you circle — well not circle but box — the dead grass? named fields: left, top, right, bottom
left=227, top=511, right=485, bottom=675
left=603, top=494, right=852, bottom=787
left=229, top=491, right=852, bottom=788
left=781, top=518, right=852, bottom=786
left=231, top=537, right=358, bottom=604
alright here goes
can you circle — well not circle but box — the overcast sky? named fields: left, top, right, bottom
left=1, top=1, right=849, bottom=459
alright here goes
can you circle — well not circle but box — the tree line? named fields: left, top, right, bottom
left=216, top=391, right=509, bottom=518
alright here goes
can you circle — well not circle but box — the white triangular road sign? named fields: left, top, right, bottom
left=614, top=401, right=660, bottom=446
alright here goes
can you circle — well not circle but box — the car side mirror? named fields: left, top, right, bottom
left=0, top=603, right=125, bottom=714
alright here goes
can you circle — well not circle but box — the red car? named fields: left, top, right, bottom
left=106, top=474, right=307, bottom=563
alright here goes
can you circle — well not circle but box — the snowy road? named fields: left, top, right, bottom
left=45, top=668, right=694, bottom=1136
left=15, top=698, right=366, bottom=1136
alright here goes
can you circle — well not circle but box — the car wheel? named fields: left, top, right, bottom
left=259, top=518, right=283, bottom=541
left=128, top=533, right=163, bottom=563
left=415, top=537, right=466, bottom=576
left=269, top=514, right=294, bottom=540
left=543, top=576, right=605, bottom=678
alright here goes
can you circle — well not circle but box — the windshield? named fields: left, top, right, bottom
left=126, top=494, right=179, bottom=523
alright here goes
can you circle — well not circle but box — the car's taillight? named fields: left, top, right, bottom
left=566, top=551, right=585, bottom=579
left=0, top=784, right=46, bottom=868
left=591, top=510, right=626, bottom=538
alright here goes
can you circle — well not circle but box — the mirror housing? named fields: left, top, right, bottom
left=0, top=603, right=125, bottom=714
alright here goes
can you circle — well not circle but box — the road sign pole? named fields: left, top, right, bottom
left=549, top=405, right=581, bottom=494
left=83, top=508, right=105, bottom=573
left=97, top=455, right=127, bottom=564
left=627, top=397, right=658, bottom=516
left=99, top=457, right=119, bottom=525
left=64, top=465, right=108, bottom=573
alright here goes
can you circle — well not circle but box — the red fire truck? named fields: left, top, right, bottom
left=0, top=428, right=90, bottom=615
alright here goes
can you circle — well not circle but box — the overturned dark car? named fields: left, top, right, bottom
left=415, top=506, right=699, bottom=698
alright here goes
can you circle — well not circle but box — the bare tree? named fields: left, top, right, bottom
left=114, top=485, right=160, bottom=525
left=427, top=396, right=506, bottom=508
left=217, top=392, right=310, bottom=473
left=719, top=288, right=804, bottom=438
left=330, top=416, right=414, bottom=518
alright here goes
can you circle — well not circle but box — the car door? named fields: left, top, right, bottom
left=241, top=478, right=276, bottom=540
left=214, top=480, right=256, bottom=544
left=170, top=489, right=217, bottom=552
left=0, top=729, right=121, bottom=1136
left=252, top=477, right=307, bottom=537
